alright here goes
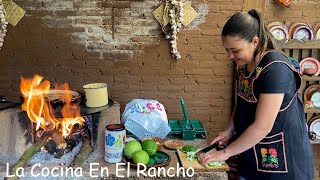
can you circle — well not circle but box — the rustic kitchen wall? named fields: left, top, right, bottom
left=1, top=0, right=320, bottom=142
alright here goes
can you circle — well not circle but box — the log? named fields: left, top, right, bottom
left=69, top=136, right=93, bottom=168
left=51, top=130, right=67, bottom=149
left=8, top=134, right=49, bottom=179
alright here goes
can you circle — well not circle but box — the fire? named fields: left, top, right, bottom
left=20, top=75, right=84, bottom=138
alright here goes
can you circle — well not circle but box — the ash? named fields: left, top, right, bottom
left=29, top=141, right=82, bottom=166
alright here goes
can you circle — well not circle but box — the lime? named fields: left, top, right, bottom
left=132, top=150, right=149, bottom=165
left=124, top=140, right=142, bottom=159
left=141, top=139, right=158, bottom=156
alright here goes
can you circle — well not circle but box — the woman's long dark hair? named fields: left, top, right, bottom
left=222, top=9, right=279, bottom=62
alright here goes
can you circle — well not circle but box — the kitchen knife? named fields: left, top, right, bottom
left=195, top=143, right=219, bottom=158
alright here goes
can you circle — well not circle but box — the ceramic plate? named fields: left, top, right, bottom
left=304, top=84, right=320, bottom=101
left=164, top=140, right=184, bottom=150
left=299, top=57, right=320, bottom=76
left=293, top=25, right=314, bottom=40
left=311, top=91, right=320, bottom=108
left=268, top=22, right=288, bottom=41
left=289, top=23, right=304, bottom=39
left=309, top=119, right=320, bottom=139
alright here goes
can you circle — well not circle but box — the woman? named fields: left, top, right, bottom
left=200, top=9, right=314, bottom=180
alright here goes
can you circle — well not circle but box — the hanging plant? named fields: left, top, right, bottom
left=0, top=0, right=8, bottom=50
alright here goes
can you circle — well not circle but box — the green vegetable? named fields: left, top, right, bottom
left=205, top=162, right=223, bottom=168
left=186, top=151, right=196, bottom=161
left=181, top=145, right=197, bottom=153
left=124, top=140, right=142, bottom=159
left=132, top=150, right=149, bottom=165
left=141, top=139, right=158, bottom=156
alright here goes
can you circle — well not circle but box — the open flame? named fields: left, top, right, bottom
left=20, top=74, right=84, bottom=138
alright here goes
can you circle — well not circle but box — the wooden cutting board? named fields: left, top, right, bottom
left=176, top=149, right=229, bottom=172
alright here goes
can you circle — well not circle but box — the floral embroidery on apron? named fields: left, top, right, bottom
left=253, top=133, right=288, bottom=173
left=261, top=148, right=278, bottom=167
left=237, top=66, right=263, bottom=102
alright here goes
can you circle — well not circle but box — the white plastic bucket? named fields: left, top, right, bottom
left=83, top=83, right=108, bottom=107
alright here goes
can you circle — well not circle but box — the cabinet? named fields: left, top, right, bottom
left=279, top=39, right=320, bottom=144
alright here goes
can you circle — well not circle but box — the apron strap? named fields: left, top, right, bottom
left=279, top=91, right=298, bottom=112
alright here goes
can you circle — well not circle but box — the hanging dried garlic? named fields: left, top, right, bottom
left=154, top=0, right=198, bottom=60
left=0, top=0, right=8, bottom=50
left=162, top=0, right=184, bottom=60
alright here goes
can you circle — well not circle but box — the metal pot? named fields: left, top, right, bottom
left=83, top=83, right=108, bottom=108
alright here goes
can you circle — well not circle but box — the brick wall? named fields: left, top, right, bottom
left=0, top=0, right=320, bottom=141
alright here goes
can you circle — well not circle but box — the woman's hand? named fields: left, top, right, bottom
left=199, top=149, right=230, bottom=165
left=211, top=128, right=234, bottom=148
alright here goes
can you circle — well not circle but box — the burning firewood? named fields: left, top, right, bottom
left=69, top=136, right=93, bottom=168
left=51, top=130, right=67, bottom=149
left=9, top=134, right=49, bottom=180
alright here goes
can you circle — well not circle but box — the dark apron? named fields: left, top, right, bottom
left=234, top=52, right=314, bottom=180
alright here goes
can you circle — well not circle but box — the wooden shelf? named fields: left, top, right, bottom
left=302, top=75, right=320, bottom=81
left=310, top=138, right=320, bottom=144
left=305, top=108, right=320, bottom=113
left=279, top=39, right=320, bottom=146
left=277, top=39, right=320, bottom=49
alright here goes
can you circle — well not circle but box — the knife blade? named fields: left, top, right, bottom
left=195, top=143, right=218, bottom=157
